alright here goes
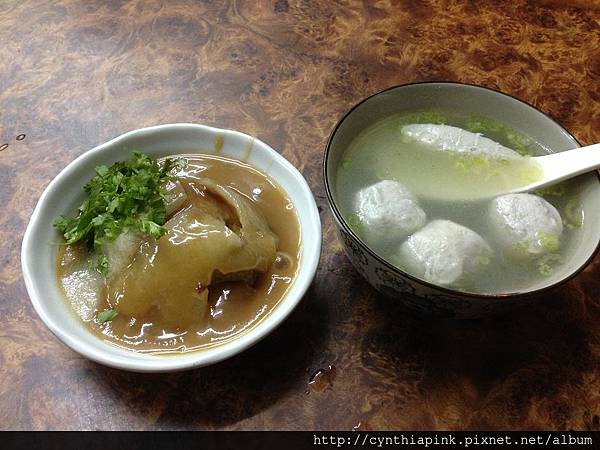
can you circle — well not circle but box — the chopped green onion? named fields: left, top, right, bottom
left=97, top=309, right=118, bottom=324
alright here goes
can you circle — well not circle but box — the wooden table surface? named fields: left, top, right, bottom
left=2, top=0, right=600, bottom=431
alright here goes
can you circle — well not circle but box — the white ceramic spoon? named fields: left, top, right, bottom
left=509, top=143, right=600, bottom=194
left=399, top=124, right=600, bottom=200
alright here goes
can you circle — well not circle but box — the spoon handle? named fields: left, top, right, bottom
left=536, top=143, right=600, bottom=186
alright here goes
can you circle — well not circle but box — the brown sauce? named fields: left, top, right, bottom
left=56, top=154, right=301, bottom=354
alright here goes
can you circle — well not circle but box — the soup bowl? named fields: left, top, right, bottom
left=324, top=82, right=600, bottom=317
left=22, top=124, right=321, bottom=372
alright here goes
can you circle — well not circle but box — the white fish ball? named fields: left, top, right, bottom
left=398, top=220, right=493, bottom=286
left=401, top=123, right=522, bottom=160
left=354, top=180, right=426, bottom=243
left=488, top=193, right=563, bottom=257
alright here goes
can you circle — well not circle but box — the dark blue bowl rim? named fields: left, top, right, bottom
left=322, top=80, right=600, bottom=300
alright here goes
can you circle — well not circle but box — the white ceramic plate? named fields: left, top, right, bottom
left=21, top=124, right=321, bottom=372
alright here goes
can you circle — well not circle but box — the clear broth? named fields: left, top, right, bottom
left=336, top=110, right=584, bottom=294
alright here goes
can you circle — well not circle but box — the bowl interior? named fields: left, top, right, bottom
left=22, top=124, right=321, bottom=372
left=325, top=82, right=600, bottom=295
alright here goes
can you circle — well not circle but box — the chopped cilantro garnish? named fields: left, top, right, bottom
left=478, top=255, right=491, bottom=266
left=97, top=309, right=118, bottom=324
left=564, top=198, right=584, bottom=229
left=346, top=213, right=363, bottom=234
left=394, top=110, right=448, bottom=129
left=505, top=131, right=531, bottom=156
left=516, top=163, right=543, bottom=185
left=453, top=155, right=491, bottom=175
left=54, top=151, right=182, bottom=276
left=464, top=116, right=502, bottom=134
left=536, top=253, right=563, bottom=277
left=537, top=232, right=561, bottom=253
left=464, top=115, right=532, bottom=156
left=513, top=241, right=530, bottom=255
left=535, top=184, right=566, bottom=198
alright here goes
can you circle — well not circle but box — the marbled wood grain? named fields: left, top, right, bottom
left=0, top=0, right=599, bottom=431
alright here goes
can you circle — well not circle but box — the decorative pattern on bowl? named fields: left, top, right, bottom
left=324, top=82, right=600, bottom=317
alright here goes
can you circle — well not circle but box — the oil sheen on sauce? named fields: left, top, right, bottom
left=56, top=154, right=301, bottom=355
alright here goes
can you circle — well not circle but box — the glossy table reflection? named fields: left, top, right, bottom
left=1, top=0, right=599, bottom=430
